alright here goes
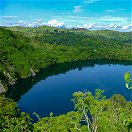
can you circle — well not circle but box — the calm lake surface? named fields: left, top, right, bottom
left=6, top=61, right=132, bottom=121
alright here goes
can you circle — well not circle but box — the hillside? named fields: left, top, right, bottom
left=0, top=26, right=132, bottom=89
left=7, top=26, right=132, bottom=46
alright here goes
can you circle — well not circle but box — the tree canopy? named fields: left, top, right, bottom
left=0, top=27, right=132, bottom=89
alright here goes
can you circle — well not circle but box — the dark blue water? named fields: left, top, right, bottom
left=16, top=63, right=132, bottom=119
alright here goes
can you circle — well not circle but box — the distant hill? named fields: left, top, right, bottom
left=7, top=26, right=132, bottom=46
left=0, top=26, right=132, bottom=89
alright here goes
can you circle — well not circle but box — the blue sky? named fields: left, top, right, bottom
left=0, top=0, right=132, bottom=30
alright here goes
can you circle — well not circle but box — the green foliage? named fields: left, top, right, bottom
left=1, top=90, right=132, bottom=131
left=0, top=27, right=132, bottom=89
left=34, top=90, right=132, bottom=132
left=0, top=26, right=132, bottom=131
left=0, top=96, right=33, bottom=131
left=33, top=111, right=82, bottom=132
left=124, top=72, right=132, bottom=89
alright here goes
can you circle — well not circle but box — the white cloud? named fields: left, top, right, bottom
left=47, top=19, right=65, bottom=28
left=35, top=18, right=43, bottom=23
left=122, top=24, right=132, bottom=30
left=82, top=23, right=96, bottom=29
left=1, top=17, right=131, bottom=32
left=48, top=19, right=59, bottom=25
left=53, top=15, right=130, bottom=26
left=3, top=19, right=46, bottom=27
left=27, top=21, right=46, bottom=27
left=73, top=6, right=82, bottom=13
left=80, top=23, right=132, bottom=32
left=0, top=19, right=65, bottom=28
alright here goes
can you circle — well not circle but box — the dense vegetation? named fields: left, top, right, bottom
left=1, top=90, right=132, bottom=132
left=0, top=26, right=132, bottom=131
left=0, top=26, right=132, bottom=89
left=0, top=96, right=33, bottom=131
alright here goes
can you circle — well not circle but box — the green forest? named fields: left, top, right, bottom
left=1, top=89, right=132, bottom=132
left=0, top=26, right=132, bottom=131
left=0, top=26, right=132, bottom=89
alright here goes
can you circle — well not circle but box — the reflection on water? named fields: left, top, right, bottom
left=6, top=60, right=132, bottom=120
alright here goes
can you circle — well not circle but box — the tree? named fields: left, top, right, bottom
left=34, top=90, right=132, bottom=132
left=0, top=96, right=33, bottom=131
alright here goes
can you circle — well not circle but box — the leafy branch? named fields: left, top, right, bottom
left=124, top=72, right=132, bottom=89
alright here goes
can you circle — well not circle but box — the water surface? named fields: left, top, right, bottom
left=6, top=61, right=132, bottom=120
